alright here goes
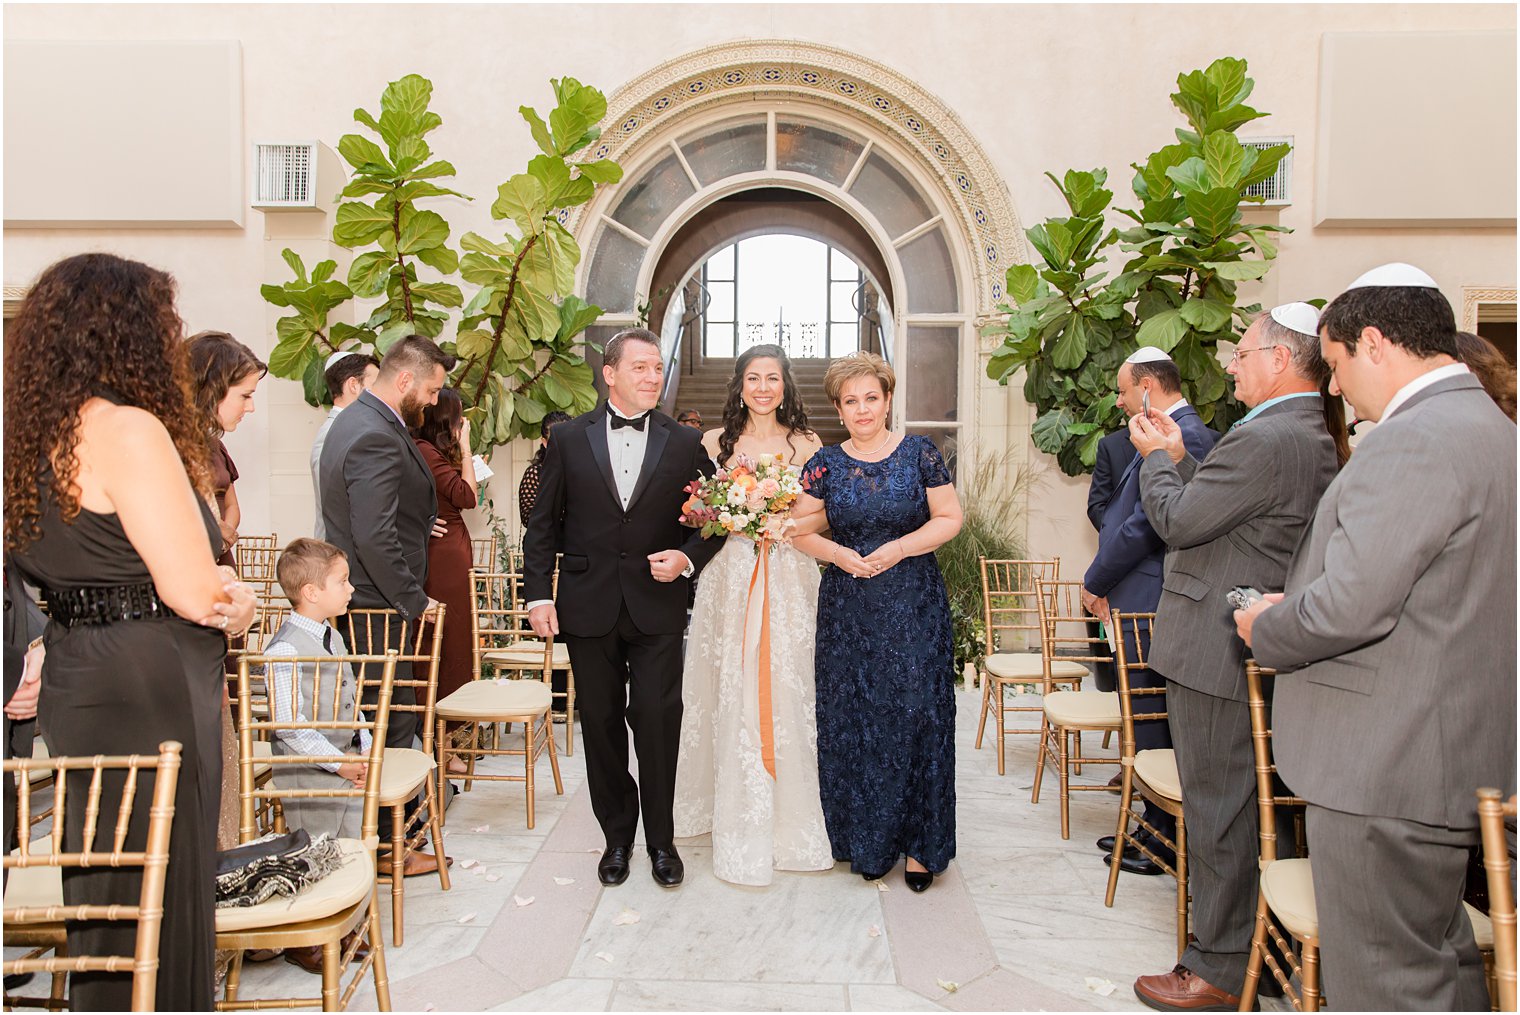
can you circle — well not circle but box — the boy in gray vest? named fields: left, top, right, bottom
left=265, top=538, right=371, bottom=842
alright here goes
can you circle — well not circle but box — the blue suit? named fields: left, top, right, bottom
left=1083, top=403, right=1218, bottom=847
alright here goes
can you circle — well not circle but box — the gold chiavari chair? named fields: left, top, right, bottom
left=974, top=558, right=1090, bottom=775
left=1103, top=611, right=1189, bottom=956
left=1030, top=578, right=1120, bottom=839
left=3, top=741, right=184, bottom=1012
left=473, top=566, right=576, bottom=754
left=470, top=534, right=499, bottom=573
left=235, top=536, right=280, bottom=600
left=437, top=572, right=563, bottom=828
left=1478, top=788, right=1517, bottom=1012
left=218, top=652, right=396, bottom=1012
left=341, top=608, right=452, bottom=947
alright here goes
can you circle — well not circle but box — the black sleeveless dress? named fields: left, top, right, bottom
left=11, top=486, right=225, bottom=1011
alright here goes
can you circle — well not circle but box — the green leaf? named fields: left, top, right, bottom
left=1179, top=298, right=1234, bottom=333
left=280, top=249, right=307, bottom=282
left=269, top=322, right=317, bottom=377
left=557, top=295, right=603, bottom=342
left=520, top=106, right=555, bottom=156
left=1239, top=143, right=1290, bottom=190
left=339, top=179, right=393, bottom=199
left=260, top=284, right=293, bottom=308
left=380, top=74, right=433, bottom=128
left=1203, top=131, right=1255, bottom=190
left=415, top=245, right=459, bottom=275
left=338, top=134, right=392, bottom=174
left=347, top=251, right=393, bottom=297
left=1005, top=264, right=1040, bottom=305
left=309, top=260, right=336, bottom=284
left=1049, top=315, right=1090, bottom=370
left=1244, top=228, right=1280, bottom=260
left=1202, top=260, right=1272, bottom=281
left=455, top=328, right=494, bottom=362
left=1184, top=187, right=1242, bottom=241
left=1136, top=308, right=1189, bottom=352
left=394, top=181, right=467, bottom=204
left=301, top=351, right=328, bottom=407
left=492, top=174, right=549, bottom=234
left=1165, top=157, right=1209, bottom=195
left=460, top=231, right=516, bottom=257
left=1031, top=407, right=1076, bottom=455
left=460, top=252, right=513, bottom=286
left=549, top=103, right=591, bottom=158
left=333, top=202, right=392, bottom=247
left=408, top=160, right=457, bottom=180
left=396, top=207, right=450, bottom=255
left=352, top=107, right=390, bottom=146
left=576, top=159, right=623, bottom=185
left=1205, top=57, right=1251, bottom=109
left=408, top=281, right=463, bottom=307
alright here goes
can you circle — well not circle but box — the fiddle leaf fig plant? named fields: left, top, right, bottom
left=259, top=73, right=623, bottom=450
left=984, top=56, right=1292, bottom=476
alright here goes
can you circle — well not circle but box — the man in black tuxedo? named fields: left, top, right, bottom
left=524, top=328, right=719, bottom=888
left=320, top=335, right=453, bottom=876
left=1084, top=428, right=1137, bottom=694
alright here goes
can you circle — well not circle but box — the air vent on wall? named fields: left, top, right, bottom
left=253, top=142, right=317, bottom=208
left=1241, top=137, right=1293, bottom=206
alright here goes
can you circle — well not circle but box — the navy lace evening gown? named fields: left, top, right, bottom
left=804, top=435, right=956, bottom=875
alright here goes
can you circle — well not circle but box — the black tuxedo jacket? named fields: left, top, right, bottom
left=523, top=404, right=720, bottom=638
left=319, top=390, right=438, bottom=620
left=1086, top=428, right=1138, bottom=531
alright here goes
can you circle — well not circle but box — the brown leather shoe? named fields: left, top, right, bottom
left=377, top=850, right=450, bottom=879
left=1134, top=965, right=1247, bottom=1012
left=281, top=932, right=369, bottom=975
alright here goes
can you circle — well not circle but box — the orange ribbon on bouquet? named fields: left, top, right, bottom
left=745, top=536, right=776, bottom=779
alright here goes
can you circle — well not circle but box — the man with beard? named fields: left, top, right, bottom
left=319, top=334, right=454, bottom=875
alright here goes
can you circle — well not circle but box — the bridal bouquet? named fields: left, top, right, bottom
left=680, top=453, right=803, bottom=543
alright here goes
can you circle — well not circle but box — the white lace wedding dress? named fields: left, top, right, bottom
left=674, top=526, right=834, bottom=886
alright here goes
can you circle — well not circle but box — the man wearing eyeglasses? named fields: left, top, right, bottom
left=1125, top=303, right=1344, bottom=1013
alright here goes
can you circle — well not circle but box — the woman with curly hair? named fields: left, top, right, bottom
left=672, top=343, right=836, bottom=886
left=1453, top=330, right=1517, bottom=422
left=185, top=331, right=267, bottom=567
left=4, top=253, right=255, bottom=1010
left=412, top=388, right=479, bottom=747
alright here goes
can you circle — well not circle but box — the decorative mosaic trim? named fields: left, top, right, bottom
left=570, top=40, right=1027, bottom=316
left=1460, top=285, right=1517, bottom=332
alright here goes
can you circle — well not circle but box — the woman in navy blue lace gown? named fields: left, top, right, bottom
left=793, top=353, right=962, bottom=892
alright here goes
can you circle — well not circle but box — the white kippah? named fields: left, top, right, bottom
left=325, top=349, right=361, bottom=371
left=1345, top=262, right=1439, bottom=290
left=1268, top=302, right=1320, bottom=338
left=1126, top=346, right=1174, bottom=365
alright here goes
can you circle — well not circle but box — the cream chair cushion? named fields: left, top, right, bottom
left=985, top=653, right=1088, bottom=682
left=251, top=738, right=273, bottom=779
left=1134, top=749, right=1182, bottom=801
left=215, top=838, right=374, bottom=932
left=20, top=740, right=51, bottom=785
left=1042, top=690, right=1121, bottom=727
left=436, top=679, right=552, bottom=722
left=483, top=640, right=572, bottom=669
left=3, top=861, right=61, bottom=911
left=1465, top=901, right=1493, bottom=950
left=378, top=747, right=434, bottom=806
left=1260, top=858, right=1316, bottom=939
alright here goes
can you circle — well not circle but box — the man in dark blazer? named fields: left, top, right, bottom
left=1241, top=267, right=1516, bottom=1011
left=1127, top=304, right=1342, bottom=1012
left=1084, top=347, right=1218, bottom=873
left=524, top=328, right=720, bottom=889
left=1085, top=429, right=1138, bottom=693
left=320, top=335, right=452, bottom=875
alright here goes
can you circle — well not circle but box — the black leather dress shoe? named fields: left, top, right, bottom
left=905, top=869, right=934, bottom=893
left=1105, top=851, right=1171, bottom=876
left=598, top=844, right=632, bottom=886
left=1097, top=835, right=1148, bottom=859
left=648, top=845, right=684, bottom=887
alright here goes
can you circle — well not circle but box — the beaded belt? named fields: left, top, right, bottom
left=45, top=582, right=178, bottom=628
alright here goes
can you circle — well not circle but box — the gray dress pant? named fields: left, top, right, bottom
left=1307, top=805, right=1489, bottom=1011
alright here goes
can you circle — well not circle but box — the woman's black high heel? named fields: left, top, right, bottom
left=905, top=863, right=934, bottom=892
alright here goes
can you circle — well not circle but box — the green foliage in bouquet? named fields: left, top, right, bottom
left=983, top=57, right=1293, bottom=476
left=259, top=73, right=624, bottom=451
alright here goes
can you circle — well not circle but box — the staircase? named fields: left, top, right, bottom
left=668, top=358, right=847, bottom=448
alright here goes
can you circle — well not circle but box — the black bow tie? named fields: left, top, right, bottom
left=610, top=413, right=648, bottom=432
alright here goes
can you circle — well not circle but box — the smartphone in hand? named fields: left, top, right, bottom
left=1142, top=389, right=1151, bottom=418
left=1227, top=586, right=1264, bottom=611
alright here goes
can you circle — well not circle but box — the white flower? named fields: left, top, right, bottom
left=726, top=486, right=746, bottom=506
left=732, top=513, right=751, bottom=529
left=718, top=511, right=734, bottom=527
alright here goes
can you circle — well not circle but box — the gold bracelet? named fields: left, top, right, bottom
left=26, top=636, right=43, bottom=653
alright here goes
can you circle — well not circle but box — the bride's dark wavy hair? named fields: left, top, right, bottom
left=717, top=343, right=813, bottom=465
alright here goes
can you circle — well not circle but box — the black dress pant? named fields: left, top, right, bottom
left=563, top=602, right=684, bottom=848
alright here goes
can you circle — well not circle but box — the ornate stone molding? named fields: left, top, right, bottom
left=570, top=40, right=1026, bottom=316
left=1460, top=285, right=1517, bottom=332
left=3, top=284, right=29, bottom=319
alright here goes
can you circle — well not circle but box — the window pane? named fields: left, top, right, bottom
left=848, top=151, right=932, bottom=239
left=898, top=226, right=959, bottom=313
left=706, top=243, right=736, bottom=281
left=679, top=120, right=767, bottom=186
left=906, top=325, right=960, bottom=422
left=584, top=227, right=645, bottom=314
left=829, top=246, right=860, bottom=280
left=906, top=427, right=959, bottom=482
left=705, top=321, right=735, bottom=358
left=776, top=121, right=865, bottom=185
left=705, top=280, right=735, bottom=322
left=830, top=280, right=859, bottom=322
left=610, top=152, right=696, bottom=238
left=830, top=320, right=860, bottom=356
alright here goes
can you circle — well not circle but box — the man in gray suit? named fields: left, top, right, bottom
left=1126, top=303, right=1343, bottom=1011
left=320, top=335, right=453, bottom=876
left=1240, top=265, right=1516, bottom=1010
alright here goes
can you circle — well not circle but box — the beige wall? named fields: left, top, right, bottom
left=5, top=3, right=1515, bottom=573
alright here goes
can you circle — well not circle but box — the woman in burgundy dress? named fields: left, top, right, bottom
left=413, top=389, right=478, bottom=771
left=185, top=332, right=266, bottom=569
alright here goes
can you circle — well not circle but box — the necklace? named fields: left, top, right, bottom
left=849, top=430, right=892, bottom=457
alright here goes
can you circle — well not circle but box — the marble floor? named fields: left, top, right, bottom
left=218, top=684, right=1278, bottom=1012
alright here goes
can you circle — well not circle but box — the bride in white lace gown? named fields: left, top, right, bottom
left=674, top=345, right=835, bottom=885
